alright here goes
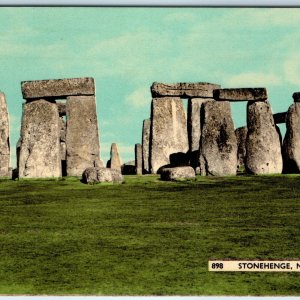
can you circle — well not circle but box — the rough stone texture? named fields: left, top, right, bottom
left=121, top=160, right=136, bottom=175
left=59, top=117, right=66, bottom=142
left=235, top=126, right=248, bottom=172
left=214, top=88, right=268, bottom=101
left=60, top=142, right=66, bottom=160
left=135, top=143, right=142, bottom=175
left=187, top=97, right=213, bottom=169
left=82, top=167, right=123, bottom=184
left=151, top=82, right=220, bottom=98
left=293, top=92, right=300, bottom=102
left=66, top=95, right=101, bottom=176
left=160, top=166, right=195, bottom=181
left=16, top=138, right=21, bottom=170
left=57, top=102, right=66, bottom=116
left=150, top=97, right=189, bottom=174
left=107, top=143, right=121, bottom=172
left=245, top=101, right=283, bottom=174
left=282, top=103, right=300, bottom=173
left=142, top=119, right=151, bottom=174
left=18, top=99, right=61, bottom=178
left=21, top=77, right=95, bottom=99
left=273, top=112, right=287, bottom=124
left=0, top=92, right=10, bottom=177
left=199, top=101, right=237, bottom=176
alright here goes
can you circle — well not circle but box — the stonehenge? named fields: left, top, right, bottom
left=18, top=77, right=101, bottom=178
left=2, top=77, right=300, bottom=180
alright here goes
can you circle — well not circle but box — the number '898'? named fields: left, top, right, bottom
left=211, top=263, right=223, bottom=269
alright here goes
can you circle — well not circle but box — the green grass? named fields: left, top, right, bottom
left=0, top=174, right=299, bottom=295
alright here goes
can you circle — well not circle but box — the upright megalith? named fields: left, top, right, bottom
left=199, top=101, right=237, bottom=176
left=66, top=95, right=101, bottom=176
left=0, top=92, right=10, bottom=177
left=150, top=97, right=189, bottom=174
left=245, top=101, right=282, bottom=174
left=235, top=126, right=248, bottom=172
left=142, top=119, right=151, bottom=174
left=187, top=98, right=213, bottom=170
left=107, top=143, right=121, bottom=172
left=135, top=143, right=142, bottom=175
left=282, top=103, right=300, bottom=173
left=19, top=100, right=61, bottom=178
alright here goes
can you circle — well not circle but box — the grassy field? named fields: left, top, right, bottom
left=0, top=174, right=299, bottom=295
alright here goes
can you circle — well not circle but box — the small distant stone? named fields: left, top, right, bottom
left=292, top=92, right=300, bottom=102
left=160, top=166, right=196, bottom=181
left=82, top=167, right=123, bottom=184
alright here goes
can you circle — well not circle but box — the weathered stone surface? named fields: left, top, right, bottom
left=19, top=99, right=61, bottom=178
left=199, top=101, right=237, bottom=176
left=21, top=77, right=95, bottom=99
left=273, top=112, right=287, bottom=124
left=57, top=102, right=66, bottom=116
left=245, top=101, right=283, bottom=174
left=293, top=92, right=300, bottom=102
left=142, top=119, right=151, bottom=174
left=107, top=143, right=121, bottom=172
left=160, top=166, right=195, bottom=181
left=16, top=138, right=21, bottom=170
left=0, top=92, right=10, bottom=177
left=60, top=142, right=66, bottom=160
left=282, top=103, right=300, bottom=173
left=235, top=126, right=248, bottom=172
left=82, top=167, right=123, bottom=184
left=151, top=82, right=220, bottom=98
left=121, top=160, right=136, bottom=175
left=59, top=117, right=66, bottom=142
left=150, top=97, right=189, bottom=174
left=135, top=143, right=142, bottom=175
left=214, top=88, right=268, bottom=101
left=66, top=95, right=101, bottom=176
left=187, top=97, right=213, bottom=169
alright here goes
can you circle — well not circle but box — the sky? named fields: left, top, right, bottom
left=1, top=7, right=300, bottom=167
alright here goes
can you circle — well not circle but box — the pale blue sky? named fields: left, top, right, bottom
left=1, top=7, right=300, bottom=167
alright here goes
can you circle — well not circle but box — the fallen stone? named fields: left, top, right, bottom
left=82, top=167, right=123, bottom=184
left=151, top=82, right=220, bottom=98
left=214, top=88, right=268, bottom=101
left=66, top=95, right=101, bottom=176
left=273, top=112, right=287, bottom=124
left=187, top=97, right=213, bottom=169
left=199, top=101, right=237, bottom=176
left=18, top=99, right=61, bottom=178
left=235, top=126, right=248, bottom=172
left=135, top=143, right=142, bottom=175
left=282, top=103, right=300, bottom=173
left=107, top=143, right=121, bottom=172
left=150, top=97, right=189, bottom=173
left=21, top=77, right=95, bottom=99
left=142, top=119, right=151, bottom=173
left=245, top=101, right=283, bottom=174
left=0, top=92, right=10, bottom=177
left=160, top=166, right=195, bottom=181
left=121, top=160, right=136, bottom=175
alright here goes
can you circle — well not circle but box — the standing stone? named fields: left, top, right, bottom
left=19, top=100, right=61, bottom=178
left=142, top=119, right=151, bottom=174
left=187, top=98, right=213, bottom=170
left=235, top=126, right=248, bottom=172
left=282, top=103, right=300, bottom=173
left=107, top=143, right=121, bottom=172
left=245, top=101, right=283, bottom=174
left=150, top=97, right=189, bottom=174
left=66, top=95, right=101, bottom=176
left=0, top=92, right=10, bottom=176
left=199, top=101, right=237, bottom=176
left=135, top=143, right=142, bottom=175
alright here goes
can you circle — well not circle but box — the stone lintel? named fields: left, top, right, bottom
left=151, top=82, right=221, bottom=98
left=21, top=77, right=95, bottom=99
left=214, top=88, right=268, bottom=101
left=273, top=112, right=287, bottom=124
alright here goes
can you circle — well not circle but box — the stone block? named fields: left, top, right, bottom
left=214, top=88, right=268, bottom=101
left=142, top=119, right=151, bottom=174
